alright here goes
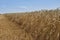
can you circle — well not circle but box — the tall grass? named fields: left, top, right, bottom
left=4, top=9, right=60, bottom=40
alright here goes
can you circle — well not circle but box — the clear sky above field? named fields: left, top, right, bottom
left=0, top=0, right=60, bottom=13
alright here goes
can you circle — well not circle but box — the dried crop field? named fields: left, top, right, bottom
left=0, top=9, right=60, bottom=40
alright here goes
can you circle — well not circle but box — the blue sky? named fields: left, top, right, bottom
left=0, top=0, right=60, bottom=13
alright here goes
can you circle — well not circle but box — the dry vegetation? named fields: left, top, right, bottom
left=1, top=9, right=60, bottom=40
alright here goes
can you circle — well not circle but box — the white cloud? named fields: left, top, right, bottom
left=19, top=6, right=28, bottom=9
